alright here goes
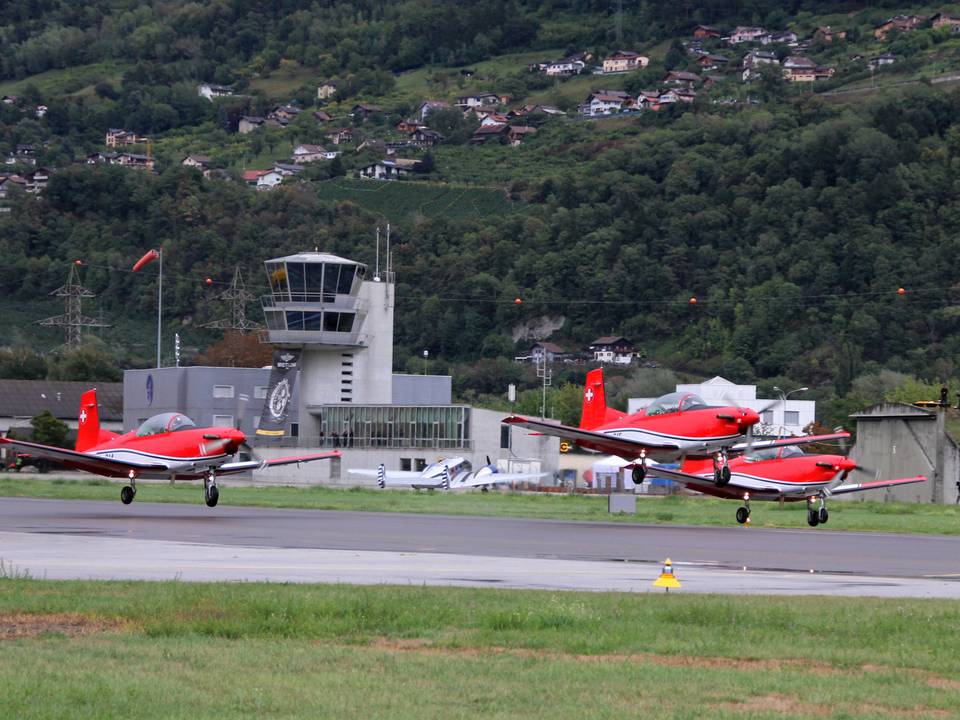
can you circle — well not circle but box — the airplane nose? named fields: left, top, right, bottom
left=740, top=408, right=760, bottom=426
left=839, top=457, right=858, bottom=472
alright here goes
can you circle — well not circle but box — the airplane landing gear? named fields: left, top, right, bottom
left=735, top=493, right=751, bottom=525
left=632, top=466, right=646, bottom=484
left=713, top=450, right=731, bottom=486
left=121, top=470, right=137, bottom=505
left=204, top=471, right=219, bottom=508
left=806, top=496, right=827, bottom=527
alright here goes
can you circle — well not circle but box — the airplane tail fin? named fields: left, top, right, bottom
left=580, top=368, right=626, bottom=430
left=76, top=389, right=117, bottom=451
left=377, top=464, right=386, bottom=489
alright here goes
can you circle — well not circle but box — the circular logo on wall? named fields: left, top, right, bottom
left=146, top=374, right=154, bottom=406
left=268, top=378, right=291, bottom=420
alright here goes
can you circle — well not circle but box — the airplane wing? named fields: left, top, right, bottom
left=731, top=432, right=850, bottom=453
left=218, top=450, right=341, bottom=475
left=454, top=471, right=548, bottom=488
left=830, top=475, right=926, bottom=495
left=347, top=468, right=448, bottom=487
left=0, top=437, right=168, bottom=477
left=502, top=415, right=680, bottom=457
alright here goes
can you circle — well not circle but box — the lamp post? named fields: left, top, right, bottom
left=772, top=386, right=808, bottom=436
left=422, top=349, right=428, bottom=375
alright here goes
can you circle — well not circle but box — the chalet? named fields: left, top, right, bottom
left=117, top=153, right=154, bottom=171
left=696, top=53, right=729, bottom=70
left=508, top=126, right=536, bottom=147
left=545, top=52, right=588, bottom=76
left=105, top=129, right=146, bottom=147
left=409, top=128, right=443, bottom=147
left=813, top=26, right=846, bottom=43
left=197, top=83, right=233, bottom=100
left=782, top=55, right=817, bottom=69
left=26, top=167, right=50, bottom=194
left=182, top=155, right=212, bottom=170
left=238, top=116, right=265, bottom=134
left=869, top=53, right=897, bottom=69
left=456, top=93, right=500, bottom=108
left=395, top=119, right=425, bottom=134
left=587, top=93, right=626, bottom=115
left=657, top=89, right=679, bottom=105
left=314, top=110, right=332, bottom=122
left=272, top=163, right=303, bottom=177
left=242, top=169, right=283, bottom=190
left=662, top=70, right=700, bottom=87
left=588, top=336, right=635, bottom=365
left=0, top=175, right=27, bottom=199
left=602, top=50, right=649, bottom=73
left=268, top=105, right=301, bottom=124
left=479, top=113, right=510, bottom=127
left=636, top=90, right=662, bottom=110
left=325, top=127, right=354, bottom=145
left=729, top=26, right=766, bottom=44
left=85, top=152, right=120, bottom=165
left=529, top=342, right=566, bottom=363
left=875, top=15, right=924, bottom=40
left=356, top=158, right=421, bottom=180
left=417, top=100, right=450, bottom=121
left=470, top=123, right=510, bottom=144
left=675, top=88, right=697, bottom=103
left=350, top=103, right=381, bottom=121
left=356, top=138, right=392, bottom=155
left=692, top=25, right=721, bottom=39
left=758, top=30, right=798, bottom=45
left=784, top=63, right=834, bottom=82
left=742, top=50, right=778, bottom=82
left=932, top=13, right=960, bottom=31
left=290, top=144, right=326, bottom=163
left=317, top=82, right=338, bottom=100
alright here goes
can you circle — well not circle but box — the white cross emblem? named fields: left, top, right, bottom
left=79, top=410, right=87, bottom=424
left=585, top=388, right=594, bottom=402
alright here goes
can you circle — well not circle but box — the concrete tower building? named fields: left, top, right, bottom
left=261, top=251, right=393, bottom=439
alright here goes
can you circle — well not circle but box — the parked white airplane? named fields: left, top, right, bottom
left=349, top=457, right=546, bottom=491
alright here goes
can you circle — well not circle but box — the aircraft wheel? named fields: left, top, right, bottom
left=720, top=466, right=731, bottom=484
left=632, top=466, right=645, bottom=485
left=818, top=507, right=829, bottom=525
left=735, top=506, right=750, bottom=525
left=120, top=485, right=135, bottom=505
left=807, top=510, right=820, bottom=527
left=481, top=486, right=489, bottom=493
left=205, top=484, right=219, bottom=508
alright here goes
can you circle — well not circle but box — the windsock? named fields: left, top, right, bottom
left=132, top=249, right=160, bottom=272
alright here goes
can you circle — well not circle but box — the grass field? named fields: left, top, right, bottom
left=312, top=177, right=519, bottom=222
left=0, top=579, right=958, bottom=718
left=0, top=61, right=129, bottom=97
left=2, top=476, right=958, bottom=534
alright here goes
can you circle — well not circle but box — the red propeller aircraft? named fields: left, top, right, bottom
left=503, top=368, right=766, bottom=484
left=0, top=389, right=340, bottom=507
left=647, top=446, right=926, bottom=526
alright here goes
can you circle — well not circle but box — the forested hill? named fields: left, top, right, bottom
left=3, top=0, right=960, bottom=425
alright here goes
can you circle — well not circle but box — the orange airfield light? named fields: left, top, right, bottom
left=205, top=277, right=214, bottom=285
left=514, top=297, right=522, bottom=305
left=689, top=296, right=698, bottom=305
left=897, top=287, right=906, bottom=296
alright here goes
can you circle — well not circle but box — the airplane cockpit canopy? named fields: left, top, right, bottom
left=745, top=445, right=805, bottom=462
left=136, top=412, right=197, bottom=437
left=645, top=392, right=708, bottom=416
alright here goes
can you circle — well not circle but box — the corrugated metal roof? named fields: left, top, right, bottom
left=0, top=380, right=123, bottom=421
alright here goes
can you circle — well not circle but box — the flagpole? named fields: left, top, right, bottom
left=156, top=247, right=162, bottom=368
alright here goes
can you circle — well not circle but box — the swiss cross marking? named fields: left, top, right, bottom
left=79, top=410, right=87, bottom=424
left=585, top=388, right=594, bottom=402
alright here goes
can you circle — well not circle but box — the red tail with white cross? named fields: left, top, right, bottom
left=579, top=368, right=626, bottom=430
left=75, top=389, right=117, bottom=451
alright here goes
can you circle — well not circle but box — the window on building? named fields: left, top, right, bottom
left=415, top=458, right=427, bottom=471
left=213, top=385, right=235, bottom=399
left=212, top=414, right=233, bottom=426
left=500, top=425, right=511, bottom=449
left=784, top=410, right=800, bottom=426
left=401, top=458, right=412, bottom=471
left=254, top=386, right=267, bottom=399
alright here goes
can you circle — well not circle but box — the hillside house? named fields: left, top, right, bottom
left=875, top=15, right=924, bottom=40
left=783, top=55, right=817, bottom=69
left=1, top=95, right=18, bottom=105
left=268, top=105, right=301, bottom=124
left=272, top=163, right=303, bottom=177
left=238, top=116, right=265, bottom=134
left=25, top=167, right=50, bottom=194
left=587, top=93, right=627, bottom=115
left=314, top=110, right=332, bottom=122
left=741, top=50, right=778, bottom=81
left=197, top=83, right=233, bottom=100
left=602, top=50, right=649, bottom=73
left=0, top=175, right=27, bottom=199
left=588, top=336, right=635, bottom=364
left=662, top=70, right=700, bottom=87
left=317, top=82, right=338, bottom=100
left=530, top=342, right=566, bottom=363
left=356, top=158, right=421, bottom=180
left=758, top=30, right=798, bottom=45
left=409, top=128, right=443, bottom=147
left=35, top=105, right=47, bottom=118
left=470, top=123, right=510, bottom=144
left=544, top=52, right=589, bottom=76
left=292, top=144, right=329, bottom=163
left=869, top=53, right=897, bottom=69
left=692, top=25, right=721, bottom=39
left=729, top=26, right=766, bottom=43
left=395, top=119, right=425, bottom=134
left=5, top=144, right=36, bottom=166
left=182, top=155, right=212, bottom=171
left=418, top=100, right=450, bottom=121
left=696, top=53, right=729, bottom=70
left=356, top=139, right=392, bottom=155
left=813, top=26, right=846, bottom=42
left=242, top=169, right=283, bottom=190
left=479, top=113, right=509, bottom=127
left=456, top=93, right=500, bottom=108
left=932, top=13, right=960, bottom=31
left=105, top=129, right=146, bottom=147
left=116, top=153, right=154, bottom=171
left=325, top=128, right=354, bottom=145
left=350, top=103, right=380, bottom=122
left=85, top=152, right=119, bottom=164
left=508, top=126, right=536, bottom=146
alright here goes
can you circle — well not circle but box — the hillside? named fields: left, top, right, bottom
left=3, top=1, right=960, bottom=428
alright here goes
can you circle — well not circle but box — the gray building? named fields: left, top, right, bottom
left=848, top=403, right=959, bottom=504
left=0, top=379, right=123, bottom=435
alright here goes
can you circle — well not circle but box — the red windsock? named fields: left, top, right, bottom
left=132, top=248, right=160, bottom=272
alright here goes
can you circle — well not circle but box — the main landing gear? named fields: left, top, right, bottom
left=631, top=451, right=647, bottom=485
left=121, top=470, right=137, bottom=505
left=807, top=496, right=828, bottom=527
left=736, top=493, right=751, bottom=525
left=713, top=450, right=731, bottom=486
left=203, top=471, right=219, bottom=508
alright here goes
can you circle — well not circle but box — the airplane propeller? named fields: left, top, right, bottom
left=234, top=393, right=261, bottom=464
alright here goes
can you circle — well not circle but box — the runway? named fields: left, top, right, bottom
left=1, top=498, right=958, bottom=597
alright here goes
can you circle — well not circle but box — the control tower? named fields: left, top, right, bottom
left=261, top=251, right=393, bottom=440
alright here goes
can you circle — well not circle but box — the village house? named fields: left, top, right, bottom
left=26, top=167, right=51, bottom=194
left=692, top=25, right=721, bottom=39
left=758, top=30, right=798, bottom=45
left=291, top=144, right=330, bottom=163
left=356, top=158, right=421, bottom=180
left=696, top=53, right=730, bottom=70
left=602, top=50, right=649, bottom=73
left=313, top=110, right=332, bottom=123
left=272, top=163, right=303, bottom=178
left=317, top=82, right=338, bottom=101
left=417, top=100, right=450, bottom=121
left=869, top=53, right=897, bottom=70
left=182, top=155, right=212, bottom=171
left=588, top=336, right=635, bottom=365
left=35, top=105, right=47, bottom=119
left=527, top=341, right=566, bottom=364
left=105, top=129, right=147, bottom=147
left=5, top=144, right=36, bottom=166
left=116, top=153, right=154, bottom=171
left=586, top=92, right=627, bottom=115
left=242, top=169, right=283, bottom=190
left=932, top=13, right=960, bottom=31
left=507, top=125, right=537, bottom=147
left=813, top=26, right=846, bottom=43
left=356, top=138, right=393, bottom=155
left=267, top=105, right=301, bottom=124
left=350, top=103, right=380, bottom=122
left=544, top=52, right=589, bottom=76
left=782, top=55, right=817, bottom=70
left=742, top=50, right=778, bottom=82
left=324, top=127, right=354, bottom=145
left=875, top=15, right=925, bottom=40
left=395, top=119, right=425, bottom=134
left=238, top=116, right=265, bottom=134
left=408, top=128, right=443, bottom=148
left=662, top=70, right=701, bottom=87
left=0, top=174, right=27, bottom=201
left=470, top=123, right=510, bottom=144
left=728, top=26, right=766, bottom=44
left=197, top=83, right=233, bottom=100
left=85, top=151, right=119, bottom=165
left=455, top=93, right=500, bottom=108
left=479, top=113, right=510, bottom=127
left=1, top=95, right=19, bottom=105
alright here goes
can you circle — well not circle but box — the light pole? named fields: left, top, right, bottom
left=772, top=386, right=808, bottom=435
left=422, top=349, right=428, bottom=375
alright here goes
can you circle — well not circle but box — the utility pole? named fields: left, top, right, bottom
left=201, top=266, right=262, bottom=332
left=536, top=353, right=552, bottom=419
left=38, top=262, right=110, bottom=347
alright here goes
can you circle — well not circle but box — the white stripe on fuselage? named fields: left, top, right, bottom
left=92, top=448, right=228, bottom=471
left=599, top=426, right=742, bottom=457
left=679, top=469, right=835, bottom=496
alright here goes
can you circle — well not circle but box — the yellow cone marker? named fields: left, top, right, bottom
left=653, top=558, right=681, bottom=591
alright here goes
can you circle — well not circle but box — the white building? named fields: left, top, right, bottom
left=197, top=83, right=233, bottom=100
left=629, top=376, right=816, bottom=437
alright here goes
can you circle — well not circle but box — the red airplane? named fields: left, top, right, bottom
left=647, top=445, right=926, bottom=526
left=504, top=368, right=769, bottom=484
left=0, top=389, right=340, bottom=507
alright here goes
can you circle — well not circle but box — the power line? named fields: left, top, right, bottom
left=201, top=266, right=262, bottom=332
left=37, top=262, right=110, bottom=348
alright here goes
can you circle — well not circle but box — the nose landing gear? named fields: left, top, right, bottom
left=203, top=471, right=219, bottom=507
left=807, top=496, right=828, bottom=527
left=121, top=470, right=137, bottom=505
left=735, top=493, right=751, bottom=524
left=714, top=450, right=731, bottom=486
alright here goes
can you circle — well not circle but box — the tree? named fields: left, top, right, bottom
left=31, top=410, right=69, bottom=448
left=195, top=331, right=273, bottom=368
